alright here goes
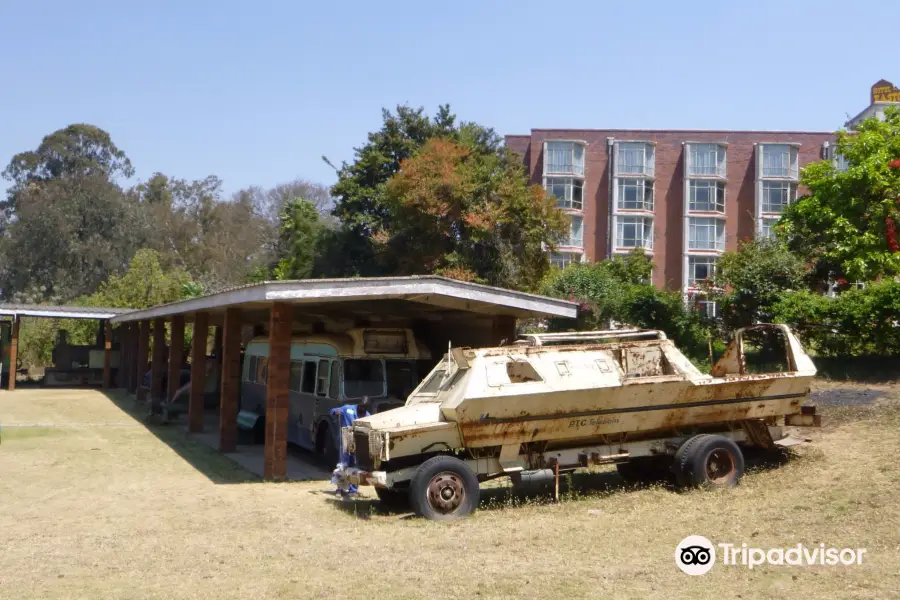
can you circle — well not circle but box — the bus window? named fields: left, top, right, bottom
left=386, top=360, right=416, bottom=399
left=316, top=359, right=330, bottom=397
left=301, top=360, right=317, bottom=394
left=289, top=361, right=303, bottom=392
left=344, top=359, right=384, bottom=399
left=329, top=361, right=341, bottom=398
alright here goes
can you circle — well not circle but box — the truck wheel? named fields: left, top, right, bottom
left=678, top=435, right=744, bottom=489
left=409, top=456, right=479, bottom=520
left=673, top=434, right=710, bottom=487
left=375, top=486, right=410, bottom=510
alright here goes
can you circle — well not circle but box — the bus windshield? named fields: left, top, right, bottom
left=343, top=359, right=385, bottom=399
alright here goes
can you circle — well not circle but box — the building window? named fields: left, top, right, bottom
left=688, top=218, right=725, bottom=251
left=550, top=252, right=581, bottom=269
left=616, top=142, right=655, bottom=177
left=689, top=143, right=726, bottom=177
left=688, top=180, right=725, bottom=213
left=545, top=141, right=585, bottom=176
left=616, top=216, right=653, bottom=250
left=761, top=181, right=796, bottom=214
left=834, top=153, right=850, bottom=172
left=696, top=299, right=717, bottom=318
left=545, top=177, right=583, bottom=210
left=688, top=256, right=717, bottom=287
left=617, top=178, right=654, bottom=211
left=759, top=218, right=778, bottom=239
left=760, top=144, right=799, bottom=179
left=564, top=215, right=584, bottom=248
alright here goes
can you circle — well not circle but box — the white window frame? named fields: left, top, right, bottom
left=615, top=142, right=655, bottom=177
left=550, top=251, right=582, bottom=269
left=760, top=144, right=799, bottom=179
left=687, top=256, right=717, bottom=287
left=617, top=178, right=654, bottom=211
left=761, top=181, right=796, bottom=214
left=759, top=217, right=779, bottom=239
left=688, top=143, right=726, bottom=177
left=696, top=299, right=717, bottom=318
left=688, top=180, right=725, bottom=213
left=616, top=216, right=653, bottom=250
left=564, top=215, right=584, bottom=248
left=544, top=141, right=585, bottom=176
left=545, top=176, right=583, bottom=210
left=688, top=217, right=725, bottom=251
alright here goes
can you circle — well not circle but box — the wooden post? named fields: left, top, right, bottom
left=8, top=316, right=19, bottom=391
left=219, top=308, right=241, bottom=453
left=150, top=318, right=166, bottom=411
left=264, top=303, right=293, bottom=480
left=167, top=315, right=185, bottom=403
left=119, top=324, right=130, bottom=390
left=189, top=312, right=209, bottom=433
left=102, top=320, right=113, bottom=389
left=135, top=320, right=150, bottom=396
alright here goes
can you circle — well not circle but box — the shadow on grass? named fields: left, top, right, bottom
left=814, top=356, right=900, bottom=384
left=326, top=448, right=802, bottom=520
left=99, top=389, right=263, bottom=485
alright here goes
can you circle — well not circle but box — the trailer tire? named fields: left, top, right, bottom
left=673, top=434, right=711, bottom=487
left=680, top=435, right=744, bottom=489
left=409, top=456, right=479, bottom=520
left=375, top=486, right=410, bottom=511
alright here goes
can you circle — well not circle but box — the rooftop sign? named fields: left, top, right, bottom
left=872, top=80, right=900, bottom=103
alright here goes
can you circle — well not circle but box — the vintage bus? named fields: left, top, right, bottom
left=238, top=328, right=433, bottom=462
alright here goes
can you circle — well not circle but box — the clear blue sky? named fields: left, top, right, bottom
left=2, top=0, right=898, bottom=197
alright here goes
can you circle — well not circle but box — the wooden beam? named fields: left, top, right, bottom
left=7, top=316, right=19, bottom=391
left=167, top=315, right=185, bottom=403
left=102, top=320, right=112, bottom=389
left=189, top=312, right=209, bottom=433
left=150, top=317, right=166, bottom=411
left=264, top=303, right=293, bottom=480
left=219, top=308, right=241, bottom=453
left=135, top=320, right=150, bottom=396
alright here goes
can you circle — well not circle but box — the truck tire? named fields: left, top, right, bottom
left=409, top=455, right=480, bottom=520
left=678, top=435, right=744, bottom=489
left=375, top=486, right=410, bottom=511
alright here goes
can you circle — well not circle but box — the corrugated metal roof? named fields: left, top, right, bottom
left=0, top=304, right=131, bottom=319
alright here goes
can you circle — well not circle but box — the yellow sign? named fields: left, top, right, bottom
left=872, top=80, right=900, bottom=103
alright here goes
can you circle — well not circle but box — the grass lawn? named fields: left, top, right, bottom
left=1, top=382, right=898, bottom=599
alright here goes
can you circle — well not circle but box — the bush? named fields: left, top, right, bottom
left=772, top=280, right=900, bottom=356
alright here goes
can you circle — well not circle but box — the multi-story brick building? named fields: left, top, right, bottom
left=507, top=81, right=900, bottom=312
left=506, top=129, right=836, bottom=312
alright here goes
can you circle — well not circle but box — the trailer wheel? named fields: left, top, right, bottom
left=673, top=434, right=710, bottom=487
left=375, top=486, right=410, bottom=511
left=409, top=456, right=480, bottom=520
left=678, top=435, right=744, bottom=489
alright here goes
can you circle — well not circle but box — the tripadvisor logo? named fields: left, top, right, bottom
left=675, top=536, right=867, bottom=575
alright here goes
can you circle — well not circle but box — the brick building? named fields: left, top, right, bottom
left=506, top=129, right=836, bottom=312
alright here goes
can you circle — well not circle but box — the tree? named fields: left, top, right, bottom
left=84, top=248, right=195, bottom=309
left=273, top=199, right=324, bottom=280
left=707, top=238, right=808, bottom=329
left=329, top=105, right=567, bottom=289
left=781, top=106, right=900, bottom=281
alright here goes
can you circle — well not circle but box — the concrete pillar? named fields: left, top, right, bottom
left=7, top=316, right=19, bottom=391
left=491, top=315, right=517, bottom=346
left=219, top=308, right=241, bottom=453
left=264, top=303, right=293, bottom=480
left=150, top=318, right=166, bottom=410
left=135, top=320, right=150, bottom=396
left=102, top=320, right=113, bottom=389
left=189, top=312, right=209, bottom=433
left=167, top=315, right=185, bottom=402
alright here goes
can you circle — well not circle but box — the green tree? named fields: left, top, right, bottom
left=708, top=238, right=808, bottom=329
left=85, top=248, right=195, bottom=309
left=273, top=199, right=323, bottom=280
left=781, top=106, right=900, bottom=281
left=329, top=105, right=567, bottom=289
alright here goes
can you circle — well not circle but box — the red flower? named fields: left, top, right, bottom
left=889, top=159, right=900, bottom=169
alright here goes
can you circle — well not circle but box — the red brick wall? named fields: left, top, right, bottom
left=507, top=129, right=835, bottom=290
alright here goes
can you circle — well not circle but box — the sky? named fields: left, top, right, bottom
left=2, top=0, right=898, bottom=197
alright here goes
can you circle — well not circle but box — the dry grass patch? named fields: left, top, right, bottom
left=0, top=386, right=899, bottom=599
